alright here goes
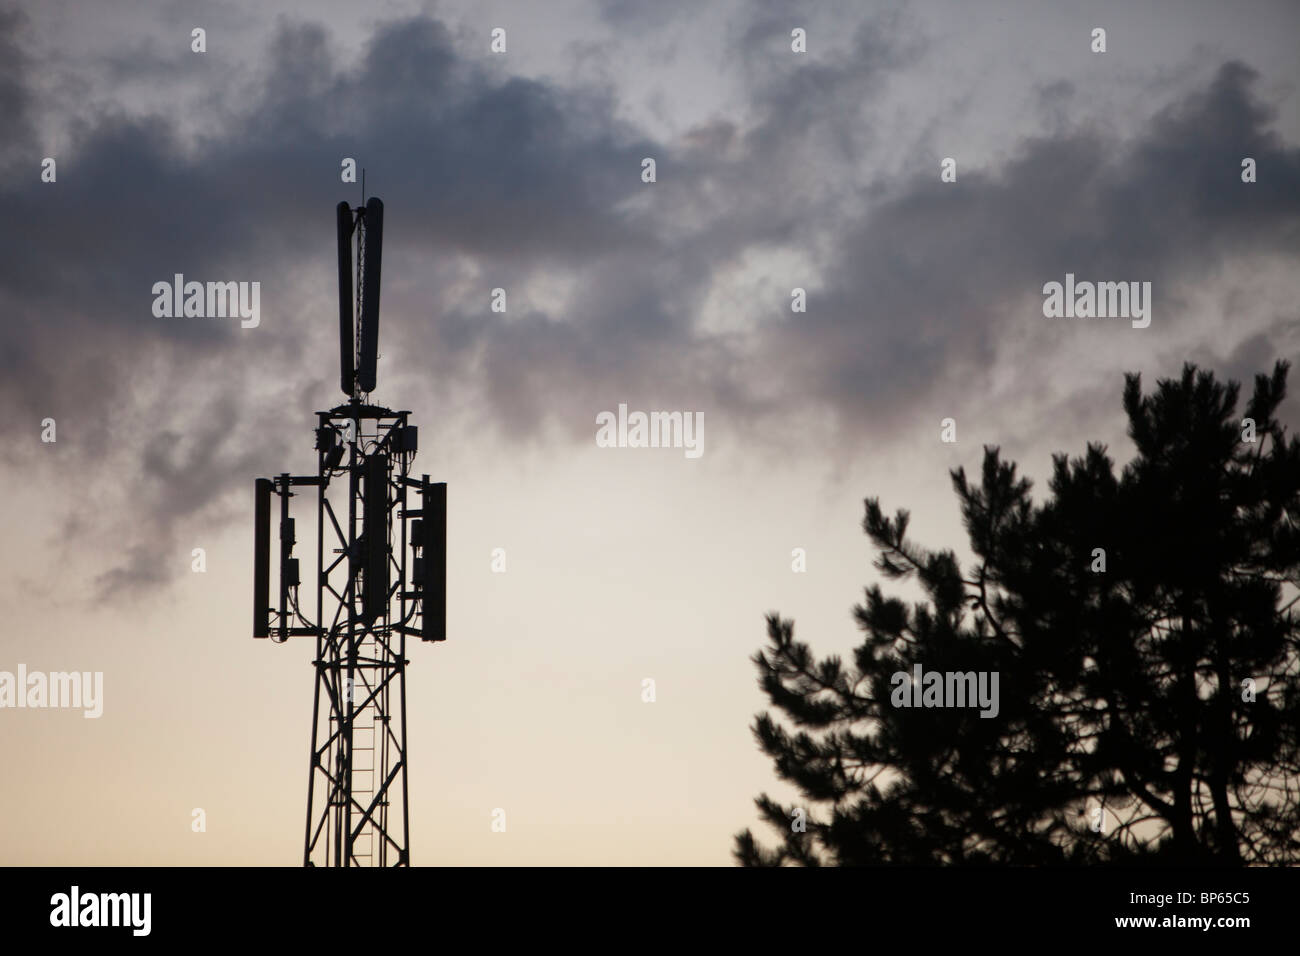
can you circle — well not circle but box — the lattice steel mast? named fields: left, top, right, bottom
left=253, top=198, right=446, bottom=867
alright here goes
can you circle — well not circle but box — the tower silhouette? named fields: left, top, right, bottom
left=253, top=198, right=446, bottom=866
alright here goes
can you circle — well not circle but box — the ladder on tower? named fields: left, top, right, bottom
left=349, top=652, right=377, bottom=865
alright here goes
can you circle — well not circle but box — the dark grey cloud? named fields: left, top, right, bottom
left=0, top=4, right=1297, bottom=605
left=0, top=10, right=665, bottom=600
left=749, top=60, right=1300, bottom=446
left=0, top=7, right=32, bottom=167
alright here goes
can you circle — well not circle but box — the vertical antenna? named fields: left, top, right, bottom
left=357, top=197, right=384, bottom=394
left=336, top=202, right=355, bottom=397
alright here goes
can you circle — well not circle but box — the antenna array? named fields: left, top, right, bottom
left=253, top=198, right=446, bottom=866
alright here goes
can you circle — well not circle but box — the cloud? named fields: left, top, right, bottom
left=0, top=11, right=665, bottom=600
left=745, top=60, right=1300, bottom=443
left=0, top=8, right=31, bottom=168
left=0, top=4, right=1296, bottom=603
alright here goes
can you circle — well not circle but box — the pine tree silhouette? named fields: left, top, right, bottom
left=736, top=362, right=1300, bottom=865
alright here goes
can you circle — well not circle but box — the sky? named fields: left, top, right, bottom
left=0, top=0, right=1297, bottom=865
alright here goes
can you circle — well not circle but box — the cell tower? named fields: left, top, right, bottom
left=253, top=197, right=447, bottom=867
